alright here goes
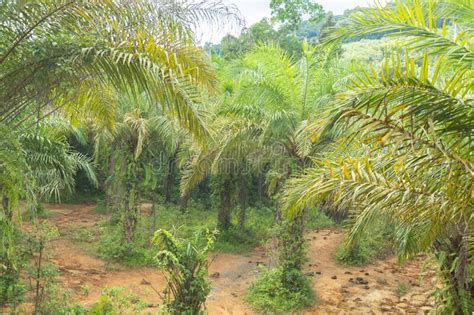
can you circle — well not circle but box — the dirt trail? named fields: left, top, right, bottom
left=42, top=203, right=435, bottom=314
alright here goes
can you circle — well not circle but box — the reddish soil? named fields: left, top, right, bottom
left=30, top=203, right=436, bottom=314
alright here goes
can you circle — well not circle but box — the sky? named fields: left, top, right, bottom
left=230, top=0, right=370, bottom=25
left=200, top=0, right=371, bottom=43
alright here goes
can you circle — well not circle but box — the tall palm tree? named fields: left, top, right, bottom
left=181, top=42, right=343, bottom=248
left=283, top=0, right=473, bottom=312
left=93, top=91, right=190, bottom=242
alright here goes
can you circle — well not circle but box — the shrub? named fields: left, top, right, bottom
left=96, top=225, right=155, bottom=267
left=246, top=266, right=314, bottom=313
left=153, top=228, right=217, bottom=314
left=89, top=287, right=146, bottom=314
left=336, top=219, right=394, bottom=266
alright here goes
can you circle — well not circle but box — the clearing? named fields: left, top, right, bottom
left=40, top=203, right=436, bottom=314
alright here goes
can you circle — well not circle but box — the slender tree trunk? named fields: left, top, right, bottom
left=163, top=153, right=177, bottom=203
left=218, top=175, right=232, bottom=231
left=150, top=203, right=157, bottom=234
left=238, top=176, right=248, bottom=231
left=179, top=194, right=188, bottom=213
left=34, top=244, right=44, bottom=314
left=123, top=185, right=139, bottom=243
left=104, top=154, right=116, bottom=213
left=269, top=204, right=282, bottom=269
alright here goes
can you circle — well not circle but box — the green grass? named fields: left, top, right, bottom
left=245, top=266, right=315, bottom=314
left=63, top=199, right=336, bottom=267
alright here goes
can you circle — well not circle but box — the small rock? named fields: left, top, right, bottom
left=316, top=271, right=321, bottom=275
left=354, top=297, right=362, bottom=302
left=344, top=271, right=352, bottom=275
left=306, top=272, right=316, bottom=277
left=380, top=306, right=392, bottom=312
left=248, top=260, right=252, bottom=263
left=312, top=236, right=317, bottom=239
left=364, top=272, right=369, bottom=276
left=331, top=275, right=337, bottom=280
left=210, top=272, right=220, bottom=278
left=348, top=278, right=354, bottom=282
left=376, top=278, right=388, bottom=285
left=231, top=292, right=238, bottom=297
left=355, top=277, right=368, bottom=285
left=364, top=285, right=370, bottom=290
left=397, top=302, right=409, bottom=309
left=323, top=237, right=327, bottom=240
left=140, top=279, right=151, bottom=285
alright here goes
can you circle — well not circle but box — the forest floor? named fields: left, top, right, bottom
left=37, top=203, right=437, bottom=314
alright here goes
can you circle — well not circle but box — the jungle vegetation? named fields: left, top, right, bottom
left=0, top=0, right=472, bottom=314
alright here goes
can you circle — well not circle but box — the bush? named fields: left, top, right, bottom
left=89, top=287, right=146, bottom=314
left=0, top=230, right=29, bottom=311
left=246, top=266, right=314, bottom=314
left=153, top=228, right=217, bottom=314
left=39, top=284, right=85, bottom=315
left=96, top=224, right=156, bottom=267
left=336, top=219, right=394, bottom=266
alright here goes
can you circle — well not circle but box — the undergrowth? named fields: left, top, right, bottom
left=91, top=202, right=334, bottom=266
left=335, top=218, right=394, bottom=266
left=245, top=266, right=315, bottom=314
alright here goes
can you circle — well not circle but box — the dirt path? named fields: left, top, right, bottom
left=42, top=203, right=436, bottom=314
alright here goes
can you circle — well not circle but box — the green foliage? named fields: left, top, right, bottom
left=0, top=230, right=29, bottom=311
left=153, top=228, right=217, bottom=314
left=38, top=284, right=85, bottom=315
left=394, top=282, right=411, bottom=298
left=270, top=0, right=324, bottom=31
left=336, top=219, right=394, bottom=265
left=282, top=0, right=474, bottom=312
left=97, top=221, right=156, bottom=267
left=246, top=266, right=314, bottom=313
left=89, top=287, right=146, bottom=315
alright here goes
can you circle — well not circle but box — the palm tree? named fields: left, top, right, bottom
left=0, top=0, right=241, bottom=138
left=20, top=116, right=97, bottom=203
left=181, top=42, right=342, bottom=255
left=0, top=0, right=241, bottom=249
left=283, top=0, right=473, bottom=312
left=92, top=91, right=190, bottom=242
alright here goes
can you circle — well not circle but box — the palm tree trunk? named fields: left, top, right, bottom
left=279, top=210, right=305, bottom=271
left=163, top=152, right=177, bottom=203
left=123, top=184, right=138, bottom=243
left=435, top=224, right=473, bottom=314
left=218, top=175, right=232, bottom=231
left=238, top=175, right=248, bottom=231
left=179, top=194, right=188, bottom=213
left=104, top=154, right=116, bottom=213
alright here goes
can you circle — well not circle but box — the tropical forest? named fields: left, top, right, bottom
left=0, top=0, right=473, bottom=314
